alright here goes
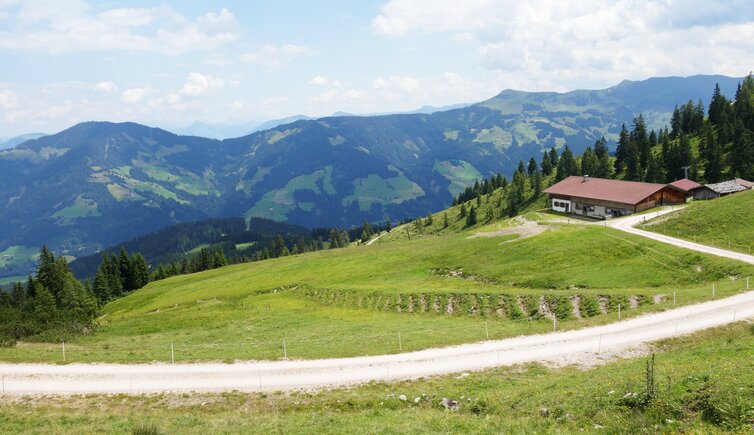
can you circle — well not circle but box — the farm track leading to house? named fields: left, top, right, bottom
left=2, top=209, right=754, bottom=395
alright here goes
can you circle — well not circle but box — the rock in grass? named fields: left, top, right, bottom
left=540, top=407, right=549, bottom=417
left=441, top=397, right=459, bottom=411
left=398, top=394, right=407, bottom=401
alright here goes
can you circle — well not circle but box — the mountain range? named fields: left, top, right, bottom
left=0, top=74, right=742, bottom=278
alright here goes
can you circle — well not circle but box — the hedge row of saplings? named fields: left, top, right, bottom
left=302, top=288, right=650, bottom=320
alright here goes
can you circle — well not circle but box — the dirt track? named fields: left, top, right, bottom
left=1, top=210, right=753, bottom=395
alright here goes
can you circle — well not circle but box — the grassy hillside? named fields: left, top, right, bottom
left=3, top=321, right=752, bottom=433
left=2, top=212, right=752, bottom=363
left=640, top=190, right=754, bottom=254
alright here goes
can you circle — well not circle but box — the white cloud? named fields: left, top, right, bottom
left=241, top=44, right=312, bottom=68
left=372, top=0, right=754, bottom=90
left=372, top=75, right=421, bottom=93
left=94, top=82, right=117, bottom=93
left=309, top=75, right=329, bottom=86
left=120, top=87, right=152, bottom=104
left=178, top=73, right=224, bottom=97
left=0, top=1, right=239, bottom=54
left=0, top=89, right=18, bottom=109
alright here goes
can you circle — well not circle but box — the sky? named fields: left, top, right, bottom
left=1, top=0, right=753, bottom=137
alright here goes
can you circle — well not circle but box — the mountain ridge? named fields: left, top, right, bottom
left=0, top=74, right=743, bottom=277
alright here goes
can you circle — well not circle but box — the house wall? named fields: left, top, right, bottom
left=551, top=198, right=571, bottom=213
left=694, top=187, right=720, bottom=200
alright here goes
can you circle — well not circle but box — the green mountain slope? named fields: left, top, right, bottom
left=0, top=75, right=741, bottom=277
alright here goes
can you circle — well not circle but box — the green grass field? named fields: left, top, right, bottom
left=2, top=219, right=752, bottom=364
left=2, top=321, right=752, bottom=433
left=640, top=190, right=754, bottom=254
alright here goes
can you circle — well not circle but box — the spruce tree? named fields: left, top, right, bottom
left=703, top=128, right=723, bottom=183
left=527, top=158, right=538, bottom=176
left=465, top=205, right=477, bottom=227
left=555, top=145, right=577, bottom=181
left=594, top=137, right=612, bottom=178
left=580, top=146, right=597, bottom=177
left=443, top=211, right=449, bottom=228
left=614, top=124, right=630, bottom=173
left=625, top=141, right=641, bottom=181
left=92, top=267, right=111, bottom=303
left=541, top=151, right=553, bottom=176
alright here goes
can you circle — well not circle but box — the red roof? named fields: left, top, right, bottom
left=669, top=178, right=702, bottom=193
left=544, top=176, right=667, bottom=205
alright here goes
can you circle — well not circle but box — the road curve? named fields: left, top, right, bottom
left=1, top=210, right=753, bottom=395
left=607, top=208, right=754, bottom=265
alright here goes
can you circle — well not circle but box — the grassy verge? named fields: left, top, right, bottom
left=640, top=190, right=754, bottom=255
left=2, top=322, right=753, bottom=433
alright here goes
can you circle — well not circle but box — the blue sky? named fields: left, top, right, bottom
left=1, top=0, right=753, bottom=137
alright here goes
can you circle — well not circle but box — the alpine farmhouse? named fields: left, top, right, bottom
left=544, top=176, right=687, bottom=219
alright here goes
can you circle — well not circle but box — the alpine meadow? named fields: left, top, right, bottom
left=1, top=1, right=754, bottom=434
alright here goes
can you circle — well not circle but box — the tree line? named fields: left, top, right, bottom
left=0, top=246, right=99, bottom=346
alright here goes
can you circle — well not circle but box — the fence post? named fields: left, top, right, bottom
left=171, top=342, right=174, bottom=364
left=618, top=303, right=621, bottom=320
left=62, top=341, right=66, bottom=362
left=283, top=339, right=287, bottom=359
left=673, top=291, right=676, bottom=306
left=712, top=284, right=716, bottom=299
left=485, top=321, right=489, bottom=339
left=398, top=332, right=402, bottom=351
left=553, top=316, right=557, bottom=331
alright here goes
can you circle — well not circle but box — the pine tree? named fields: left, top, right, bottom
left=426, top=212, right=433, bottom=226
left=533, top=171, right=542, bottom=197
left=548, top=147, right=559, bottom=169
left=118, top=247, right=133, bottom=291
left=527, top=158, right=538, bottom=176
left=709, top=83, right=725, bottom=125
left=625, top=140, right=641, bottom=181
left=555, top=145, right=577, bottom=181
left=92, top=267, right=111, bottom=303
left=443, top=211, right=449, bottom=228
left=329, top=228, right=342, bottom=248
left=645, top=153, right=664, bottom=183
left=385, top=217, right=392, bottom=232
left=465, top=205, right=477, bottom=227
left=541, top=151, right=553, bottom=176
left=10, top=281, right=26, bottom=308
left=632, top=114, right=650, bottom=171
left=594, top=137, right=612, bottom=178
left=614, top=124, right=630, bottom=173
left=703, top=128, right=723, bottom=183
left=670, top=105, right=682, bottom=138
left=580, top=146, right=597, bottom=177
left=33, top=285, right=57, bottom=324
left=459, top=203, right=467, bottom=218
